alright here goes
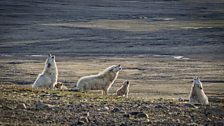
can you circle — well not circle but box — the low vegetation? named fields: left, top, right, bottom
left=0, top=84, right=223, bottom=125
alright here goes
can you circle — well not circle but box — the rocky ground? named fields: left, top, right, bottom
left=0, top=84, right=224, bottom=126
left=0, top=0, right=224, bottom=125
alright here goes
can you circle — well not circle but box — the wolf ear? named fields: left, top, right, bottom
left=193, top=76, right=199, bottom=80
left=126, top=81, right=129, bottom=84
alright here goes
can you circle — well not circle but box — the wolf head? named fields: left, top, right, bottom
left=109, top=64, right=122, bottom=73
left=193, top=76, right=203, bottom=89
left=46, top=54, right=56, bottom=68
left=123, top=80, right=130, bottom=87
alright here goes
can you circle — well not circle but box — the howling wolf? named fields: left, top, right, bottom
left=32, top=54, right=58, bottom=88
left=189, top=77, right=209, bottom=105
left=116, top=80, right=130, bottom=98
left=76, top=65, right=122, bottom=95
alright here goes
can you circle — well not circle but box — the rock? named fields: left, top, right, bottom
left=34, top=101, right=55, bottom=110
left=111, top=107, right=120, bottom=113
left=82, top=112, right=90, bottom=117
left=178, top=97, right=185, bottom=102
left=123, top=113, right=130, bottom=118
left=145, top=119, right=150, bottom=123
left=80, top=99, right=88, bottom=102
left=16, top=103, right=27, bottom=109
left=120, top=122, right=127, bottom=126
left=184, top=103, right=198, bottom=108
left=69, top=87, right=79, bottom=92
left=133, top=104, right=139, bottom=108
left=40, top=93, right=51, bottom=97
left=74, top=116, right=89, bottom=125
left=104, top=106, right=109, bottom=110
left=158, top=98, right=164, bottom=101
left=90, top=124, right=98, bottom=126
left=34, top=102, right=47, bottom=109
left=79, top=116, right=89, bottom=123
left=76, top=121, right=85, bottom=125
left=209, top=121, right=224, bottom=125
left=136, top=112, right=149, bottom=118
left=176, top=119, right=180, bottom=123
left=186, top=122, right=198, bottom=126
left=52, top=93, right=62, bottom=98
left=205, top=107, right=224, bottom=116
left=155, top=104, right=163, bottom=108
left=154, top=104, right=169, bottom=109
left=129, top=111, right=140, bottom=115
left=129, top=111, right=149, bottom=118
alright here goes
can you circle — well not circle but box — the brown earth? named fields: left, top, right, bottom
left=0, top=84, right=224, bottom=126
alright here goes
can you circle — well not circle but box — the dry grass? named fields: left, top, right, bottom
left=43, top=20, right=224, bottom=32
left=0, top=56, right=224, bottom=100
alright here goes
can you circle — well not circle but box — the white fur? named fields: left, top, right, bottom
left=116, top=80, right=130, bottom=98
left=32, top=54, right=58, bottom=88
left=189, top=77, right=209, bottom=105
left=76, top=65, right=122, bottom=95
left=55, top=82, right=68, bottom=90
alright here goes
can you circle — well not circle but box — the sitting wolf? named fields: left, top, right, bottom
left=32, top=54, right=58, bottom=88
left=189, top=77, right=209, bottom=105
left=116, top=80, right=130, bottom=98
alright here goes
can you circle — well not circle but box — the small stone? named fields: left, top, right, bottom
left=186, top=122, right=198, bottom=126
left=120, top=123, right=127, bottom=126
left=90, top=124, right=98, bottom=126
left=111, top=107, right=120, bottom=113
left=104, top=106, right=109, bottom=110
left=154, top=104, right=169, bottom=109
left=79, top=116, right=89, bottom=123
left=82, top=112, right=90, bottom=117
left=80, top=99, right=88, bottom=102
left=136, top=112, right=149, bottom=118
left=77, top=121, right=85, bottom=125
left=34, top=101, right=54, bottom=110
left=133, top=104, right=139, bottom=108
left=184, top=103, right=198, bottom=108
left=178, top=97, right=185, bottom=102
left=40, top=93, right=51, bottom=97
left=129, top=111, right=140, bottom=115
left=123, top=113, right=130, bottom=118
left=16, top=103, right=27, bottom=109
left=35, top=102, right=47, bottom=109
left=176, top=119, right=180, bottom=123
left=158, top=98, right=163, bottom=101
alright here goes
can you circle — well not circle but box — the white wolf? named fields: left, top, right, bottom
left=189, top=77, right=209, bottom=105
left=76, top=64, right=122, bottom=95
left=32, top=54, right=58, bottom=88
left=116, top=80, right=130, bottom=98
left=55, top=82, right=68, bottom=90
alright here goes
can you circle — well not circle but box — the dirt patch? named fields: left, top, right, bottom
left=0, top=84, right=224, bottom=125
